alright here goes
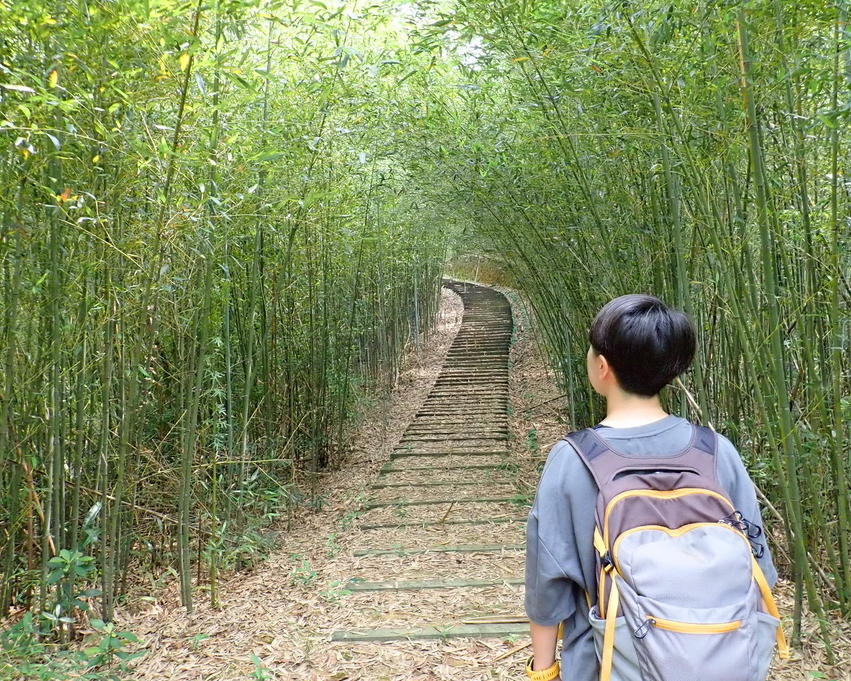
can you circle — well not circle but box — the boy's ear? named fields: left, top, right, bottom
left=597, top=353, right=619, bottom=390
left=587, top=347, right=616, bottom=396
left=597, top=352, right=611, bottom=378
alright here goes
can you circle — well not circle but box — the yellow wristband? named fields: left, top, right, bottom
left=525, top=656, right=560, bottom=681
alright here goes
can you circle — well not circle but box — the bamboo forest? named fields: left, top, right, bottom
left=1, top=0, right=850, bottom=679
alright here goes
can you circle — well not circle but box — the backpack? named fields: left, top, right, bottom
left=564, top=425, right=789, bottom=681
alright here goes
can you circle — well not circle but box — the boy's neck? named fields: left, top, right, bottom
left=600, top=390, right=668, bottom=429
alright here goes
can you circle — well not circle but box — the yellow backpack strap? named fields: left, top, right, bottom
left=593, top=526, right=607, bottom=556
left=599, top=577, right=619, bottom=681
left=752, top=557, right=789, bottom=660
left=594, top=527, right=609, bottom=612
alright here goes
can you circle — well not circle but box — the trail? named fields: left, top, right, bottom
left=126, top=282, right=531, bottom=680
left=324, top=282, right=526, bottom=657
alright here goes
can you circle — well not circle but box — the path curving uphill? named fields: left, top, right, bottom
left=124, top=282, right=531, bottom=680
left=329, top=281, right=530, bottom=658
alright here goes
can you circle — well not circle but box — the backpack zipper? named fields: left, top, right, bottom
left=603, top=488, right=735, bottom=546
left=612, top=521, right=751, bottom=575
left=647, top=615, right=743, bottom=634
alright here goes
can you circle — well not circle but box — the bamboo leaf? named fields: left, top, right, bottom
left=1, top=83, right=35, bottom=93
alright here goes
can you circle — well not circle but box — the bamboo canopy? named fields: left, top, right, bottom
left=1, top=0, right=849, bottom=662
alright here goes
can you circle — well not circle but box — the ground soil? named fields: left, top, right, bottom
left=117, top=285, right=850, bottom=681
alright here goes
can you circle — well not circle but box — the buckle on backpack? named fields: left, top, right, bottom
left=719, top=511, right=765, bottom=558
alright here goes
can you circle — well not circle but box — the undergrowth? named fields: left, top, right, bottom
left=0, top=614, right=142, bottom=681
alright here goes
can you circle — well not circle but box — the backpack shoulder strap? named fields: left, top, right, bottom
left=562, top=427, right=615, bottom=489
left=564, top=423, right=720, bottom=488
left=691, top=424, right=720, bottom=481
left=692, top=424, right=718, bottom=456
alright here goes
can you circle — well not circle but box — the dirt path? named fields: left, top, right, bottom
left=124, top=283, right=537, bottom=680
left=117, top=282, right=849, bottom=681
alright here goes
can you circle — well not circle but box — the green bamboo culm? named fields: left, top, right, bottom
left=430, top=0, right=851, bottom=654
left=3, top=0, right=849, bottom=666
left=826, top=2, right=851, bottom=613
left=736, top=12, right=830, bottom=653
left=0, top=0, right=448, bottom=626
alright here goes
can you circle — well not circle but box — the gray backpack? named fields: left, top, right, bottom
left=565, top=426, right=789, bottom=681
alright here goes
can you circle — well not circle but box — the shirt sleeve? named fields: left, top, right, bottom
left=715, top=434, right=779, bottom=585
left=525, top=440, right=596, bottom=626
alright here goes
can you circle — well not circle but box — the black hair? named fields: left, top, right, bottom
left=589, top=294, right=696, bottom=397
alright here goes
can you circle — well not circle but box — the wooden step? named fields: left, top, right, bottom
left=344, top=577, right=524, bottom=592
left=352, top=543, right=524, bottom=557
left=371, top=480, right=513, bottom=489
left=330, top=623, right=529, bottom=643
left=362, top=497, right=517, bottom=510
left=359, top=517, right=524, bottom=530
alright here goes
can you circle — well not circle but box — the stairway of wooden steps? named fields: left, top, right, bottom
left=329, top=281, right=531, bottom=662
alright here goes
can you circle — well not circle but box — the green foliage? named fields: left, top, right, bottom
left=249, top=653, right=271, bottom=681
left=319, top=580, right=352, bottom=604
left=0, top=0, right=449, bottom=622
left=325, top=532, right=342, bottom=558
left=83, top=620, right=144, bottom=672
left=418, top=0, right=851, bottom=650
left=526, top=428, right=539, bottom=456
left=46, top=551, right=99, bottom=617
left=339, top=496, right=365, bottom=531
left=510, top=490, right=534, bottom=508
left=495, top=460, right=519, bottom=475
left=0, top=613, right=142, bottom=681
left=288, top=555, right=318, bottom=586
left=189, top=632, right=210, bottom=651
left=213, top=525, right=282, bottom=574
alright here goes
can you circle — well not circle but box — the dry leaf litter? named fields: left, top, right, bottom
left=113, top=285, right=849, bottom=681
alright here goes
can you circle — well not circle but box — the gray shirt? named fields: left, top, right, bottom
left=525, top=415, right=777, bottom=681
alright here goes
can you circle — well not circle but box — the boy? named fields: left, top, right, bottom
left=524, top=294, right=778, bottom=681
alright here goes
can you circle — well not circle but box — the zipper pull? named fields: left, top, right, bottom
left=634, top=618, right=655, bottom=639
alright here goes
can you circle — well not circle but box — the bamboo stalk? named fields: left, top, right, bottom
left=737, top=7, right=818, bottom=631
left=826, top=5, right=851, bottom=615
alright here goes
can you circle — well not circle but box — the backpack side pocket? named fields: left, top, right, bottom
left=588, top=605, right=642, bottom=681
left=754, top=610, right=780, bottom=681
